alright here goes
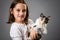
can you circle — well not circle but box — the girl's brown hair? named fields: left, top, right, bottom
left=7, top=0, right=29, bottom=25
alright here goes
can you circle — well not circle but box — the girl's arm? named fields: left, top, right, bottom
left=28, top=19, right=38, bottom=40
left=30, top=28, right=38, bottom=40
left=10, top=23, right=23, bottom=40
left=12, top=37, right=22, bottom=40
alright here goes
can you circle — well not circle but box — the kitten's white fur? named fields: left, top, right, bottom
left=34, top=17, right=47, bottom=34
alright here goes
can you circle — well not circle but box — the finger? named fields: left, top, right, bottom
left=33, top=33, right=37, bottom=39
left=30, top=33, right=34, bottom=39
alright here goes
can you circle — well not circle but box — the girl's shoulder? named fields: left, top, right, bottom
left=11, top=22, right=20, bottom=26
left=27, top=19, right=35, bottom=27
left=10, top=22, right=21, bottom=29
left=28, top=19, right=34, bottom=24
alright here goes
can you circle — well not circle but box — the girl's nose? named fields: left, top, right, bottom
left=19, top=11, right=24, bottom=15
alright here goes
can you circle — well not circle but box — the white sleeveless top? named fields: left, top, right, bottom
left=10, top=19, right=34, bottom=40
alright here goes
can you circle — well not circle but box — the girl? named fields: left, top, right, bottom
left=7, top=0, right=37, bottom=40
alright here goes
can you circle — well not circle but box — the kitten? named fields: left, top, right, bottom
left=33, top=13, right=50, bottom=40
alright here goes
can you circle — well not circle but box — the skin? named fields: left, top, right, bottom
left=30, top=28, right=38, bottom=40
left=10, top=3, right=37, bottom=40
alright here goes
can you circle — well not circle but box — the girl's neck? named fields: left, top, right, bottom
left=15, top=20, right=24, bottom=24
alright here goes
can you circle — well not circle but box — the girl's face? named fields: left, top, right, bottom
left=11, top=3, right=27, bottom=23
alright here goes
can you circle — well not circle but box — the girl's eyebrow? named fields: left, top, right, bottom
left=16, top=9, right=26, bottom=12
left=16, top=9, right=26, bottom=10
left=23, top=9, right=26, bottom=10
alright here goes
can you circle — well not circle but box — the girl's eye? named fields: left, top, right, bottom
left=17, top=9, right=20, bottom=12
left=22, top=9, right=26, bottom=12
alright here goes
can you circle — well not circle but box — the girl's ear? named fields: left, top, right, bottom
left=9, top=8, right=13, bottom=14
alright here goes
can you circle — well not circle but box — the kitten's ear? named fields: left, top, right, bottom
left=48, top=16, right=51, bottom=20
left=40, top=13, right=44, bottom=17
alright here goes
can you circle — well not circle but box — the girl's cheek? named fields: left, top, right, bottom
left=13, top=12, right=18, bottom=18
left=24, top=13, right=26, bottom=18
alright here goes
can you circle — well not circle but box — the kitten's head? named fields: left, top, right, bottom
left=40, top=13, right=50, bottom=24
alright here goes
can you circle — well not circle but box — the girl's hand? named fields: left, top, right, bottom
left=30, top=28, right=38, bottom=40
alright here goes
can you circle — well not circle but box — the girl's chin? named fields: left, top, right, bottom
left=19, top=18, right=24, bottom=21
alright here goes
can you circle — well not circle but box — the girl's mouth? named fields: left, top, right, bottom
left=18, top=15, right=24, bottom=18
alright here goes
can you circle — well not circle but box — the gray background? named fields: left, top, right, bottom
left=0, top=0, right=60, bottom=40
